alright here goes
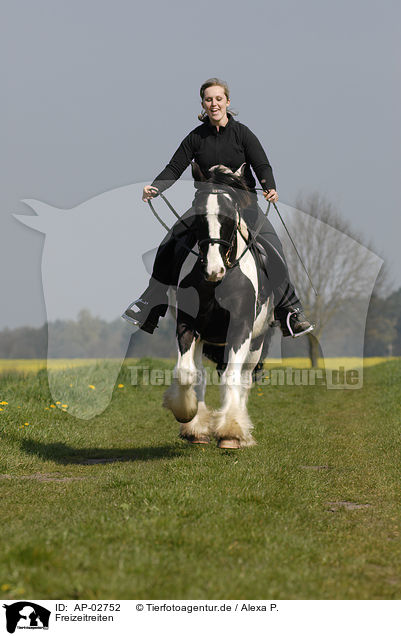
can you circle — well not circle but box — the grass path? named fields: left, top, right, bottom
left=0, top=360, right=400, bottom=599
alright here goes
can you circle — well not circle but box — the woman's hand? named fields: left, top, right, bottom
left=263, top=189, right=278, bottom=203
left=142, top=185, right=159, bottom=202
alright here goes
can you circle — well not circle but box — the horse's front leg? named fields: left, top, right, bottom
left=213, top=333, right=256, bottom=448
left=177, top=338, right=212, bottom=443
left=163, top=325, right=199, bottom=424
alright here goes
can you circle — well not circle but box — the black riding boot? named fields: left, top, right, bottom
left=273, top=281, right=314, bottom=338
left=122, top=278, right=169, bottom=334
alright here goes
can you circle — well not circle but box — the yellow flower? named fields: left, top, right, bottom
left=24, top=422, right=30, bottom=426
left=88, top=385, right=96, bottom=390
left=1, top=583, right=11, bottom=591
left=118, top=384, right=124, bottom=388
left=45, top=407, right=49, bottom=410
left=50, top=404, right=56, bottom=408
left=56, top=401, right=61, bottom=405
left=62, top=404, right=68, bottom=408
left=1, top=401, right=8, bottom=405
left=0, top=408, right=3, bottom=412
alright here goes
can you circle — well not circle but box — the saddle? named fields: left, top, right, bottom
left=249, top=235, right=288, bottom=292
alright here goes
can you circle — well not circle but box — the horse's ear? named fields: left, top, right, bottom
left=234, top=163, right=246, bottom=178
left=191, top=162, right=207, bottom=182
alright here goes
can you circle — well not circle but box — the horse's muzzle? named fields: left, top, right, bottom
left=204, top=267, right=225, bottom=283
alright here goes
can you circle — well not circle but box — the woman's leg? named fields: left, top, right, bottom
left=122, top=207, right=197, bottom=333
left=242, top=200, right=313, bottom=337
left=151, top=207, right=197, bottom=284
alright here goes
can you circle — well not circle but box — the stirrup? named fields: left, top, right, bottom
left=284, top=308, right=314, bottom=338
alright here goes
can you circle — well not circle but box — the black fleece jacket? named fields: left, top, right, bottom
left=151, top=114, right=276, bottom=194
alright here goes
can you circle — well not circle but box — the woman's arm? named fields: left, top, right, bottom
left=150, top=132, right=195, bottom=194
left=241, top=124, right=277, bottom=198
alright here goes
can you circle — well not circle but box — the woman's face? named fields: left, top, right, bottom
left=202, top=85, right=230, bottom=125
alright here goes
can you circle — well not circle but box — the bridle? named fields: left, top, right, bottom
left=195, top=185, right=243, bottom=269
left=147, top=181, right=318, bottom=294
left=148, top=185, right=268, bottom=270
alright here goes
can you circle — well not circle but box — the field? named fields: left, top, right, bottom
left=0, top=356, right=396, bottom=374
left=0, top=357, right=400, bottom=599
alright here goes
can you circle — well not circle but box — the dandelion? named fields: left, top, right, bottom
left=0, top=409, right=3, bottom=412
left=56, top=401, right=61, bottom=405
left=1, top=401, right=8, bottom=405
left=118, top=384, right=124, bottom=388
left=50, top=405, right=56, bottom=408
left=24, top=422, right=30, bottom=426
left=88, top=385, right=96, bottom=390
left=62, top=404, right=68, bottom=408
left=1, top=583, right=11, bottom=592
left=45, top=407, right=49, bottom=410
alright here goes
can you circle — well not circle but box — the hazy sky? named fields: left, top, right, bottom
left=1, top=0, right=400, bottom=328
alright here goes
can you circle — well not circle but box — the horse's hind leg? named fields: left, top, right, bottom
left=213, top=335, right=256, bottom=448
left=163, top=334, right=198, bottom=424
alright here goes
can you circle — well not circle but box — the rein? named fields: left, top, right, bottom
left=147, top=194, right=199, bottom=257
left=147, top=188, right=271, bottom=269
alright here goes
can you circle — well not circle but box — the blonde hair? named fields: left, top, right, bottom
left=198, top=77, right=238, bottom=121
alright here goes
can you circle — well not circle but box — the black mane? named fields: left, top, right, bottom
left=206, top=167, right=252, bottom=209
left=208, top=166, right=248, bottom=190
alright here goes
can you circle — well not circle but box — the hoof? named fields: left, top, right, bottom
left=181, top=434, right=210, bottom=445
left=217, top=438, right=241, bottom=449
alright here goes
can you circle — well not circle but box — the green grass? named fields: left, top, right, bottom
left=0, top=359, right=401, bottom=599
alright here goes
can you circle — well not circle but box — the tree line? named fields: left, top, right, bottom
left=0, top=292, right=400, bottom=360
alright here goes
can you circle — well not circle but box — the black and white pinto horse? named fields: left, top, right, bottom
left=163, top=164, right=274, bottom=449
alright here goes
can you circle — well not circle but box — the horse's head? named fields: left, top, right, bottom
left=192, top=163, right=252, bottom=282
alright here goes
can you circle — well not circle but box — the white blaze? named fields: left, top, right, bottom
left=205, top=194, right=226, bottom=281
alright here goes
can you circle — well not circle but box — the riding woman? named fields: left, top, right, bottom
left=123, top=77, right=313, bottom=338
